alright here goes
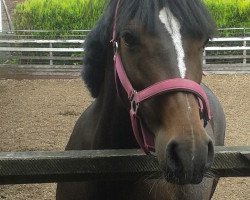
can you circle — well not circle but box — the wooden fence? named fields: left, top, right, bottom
left=204, top=37, right=250, bottom=74
left=0, top=31, right=249, bottom=185
left=0, top=35, right=249, bottom=78
left=0, top=39, right=84, bottom=78
left=0, top=146, right=249, bottom=185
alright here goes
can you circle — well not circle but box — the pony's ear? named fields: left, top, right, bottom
left=82, top=10, right=113, bottom=98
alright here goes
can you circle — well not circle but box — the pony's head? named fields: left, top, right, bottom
left=83, top=0, right=216, bottom=185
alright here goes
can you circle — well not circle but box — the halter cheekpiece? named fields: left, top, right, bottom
left=111, top=0, right=211, bottom=154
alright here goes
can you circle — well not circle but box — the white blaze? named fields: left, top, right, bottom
left=159, top=8, right=186, bottom=78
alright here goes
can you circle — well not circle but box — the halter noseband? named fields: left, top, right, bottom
left=111, top=0, right=211, bottom=154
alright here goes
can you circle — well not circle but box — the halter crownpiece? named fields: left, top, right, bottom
left=111, top=0, right=211, bottom=154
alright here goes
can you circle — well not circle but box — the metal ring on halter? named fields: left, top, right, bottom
left=130, top=90, right=139, bottom=114
left=113, top=42, right=119, bottom=53
left=131, top=99, right=139, bottom=114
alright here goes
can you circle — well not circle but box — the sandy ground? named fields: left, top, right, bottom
left=0, top=74, right=249, bottom=200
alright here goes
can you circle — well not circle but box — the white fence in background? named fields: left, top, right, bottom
left=0, top=0, right=2, bottom=32
left=203, top=37, right=250, bottom=74
left=0, top=33, right=249, bottom=77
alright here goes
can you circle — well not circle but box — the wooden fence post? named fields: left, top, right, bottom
left=0, top=0, right=2, bottom=33
left=243, top=40, right=247, bottom=64
left=49, top=42, right=53, bottom=65
left=203, top=49, right=206, bottom=65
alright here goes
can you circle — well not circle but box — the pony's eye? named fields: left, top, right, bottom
left=122, top=31, right=137, bottom=47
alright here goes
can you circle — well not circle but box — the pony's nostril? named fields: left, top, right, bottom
left=165, top=141, right=180, bottom=171
left=206, top=140, right=214, bottom=168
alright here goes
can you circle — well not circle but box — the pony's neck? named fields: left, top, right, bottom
left=93, top=52, right=138, bottom=149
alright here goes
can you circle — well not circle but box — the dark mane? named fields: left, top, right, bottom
left=82, top=0, right=216, bottom=98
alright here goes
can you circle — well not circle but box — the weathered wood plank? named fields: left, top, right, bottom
left=0, top=39, right=84, bottom=44
left=0, top=37, right=249, bottom=44
left=203, top=64, right=250, bottom=74
left=205, top=55, right=250, bottom=59
left=211, top=37, right=250, bottom=42
left=0, top=64, right=81, bottom=69
left=18, top=56, right=83, bottom=61
left=0, top=47, right=83, bottom=52
left=0, top=146, right=249, bottom=185
left=2, top=46, right=249, bottom=52
left=0, top=73, right=80, bottom=80
left=206, top=46, right=250, bottom=51
left=0, top=65, right=81, bottom=78
left=203, top=64, right=250, bottom=71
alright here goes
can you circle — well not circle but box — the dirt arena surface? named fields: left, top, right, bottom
left=0, top=74, right=249, bottom=200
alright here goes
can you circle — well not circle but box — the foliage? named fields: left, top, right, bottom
left=204, top=0, right=250, bottom=28
left=14, top=0, right=106, bottom=31
left=14, top=0, right=249, bottom=35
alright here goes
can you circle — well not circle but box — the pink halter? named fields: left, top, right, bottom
left=112, top=0, right=211, bottom=154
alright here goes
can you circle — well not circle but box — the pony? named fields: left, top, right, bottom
left=56, top=0, right=226, bottom=199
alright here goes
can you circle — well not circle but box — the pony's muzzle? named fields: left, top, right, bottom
left=163, top=135, right=214, bottom=185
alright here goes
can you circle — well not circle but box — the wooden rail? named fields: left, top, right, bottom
left=0, top=146, right=249, bottom=185
left=0, top=39, right=84, bottom=43
left=211, top=37, right=250, bottom=42
left=206, top=47, right=250, bottom=51
left=0, top=39, right=84, bottom=77
left=203, top=37, right=250, bottom=73
left=0, top=47, right=83, bottom=52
